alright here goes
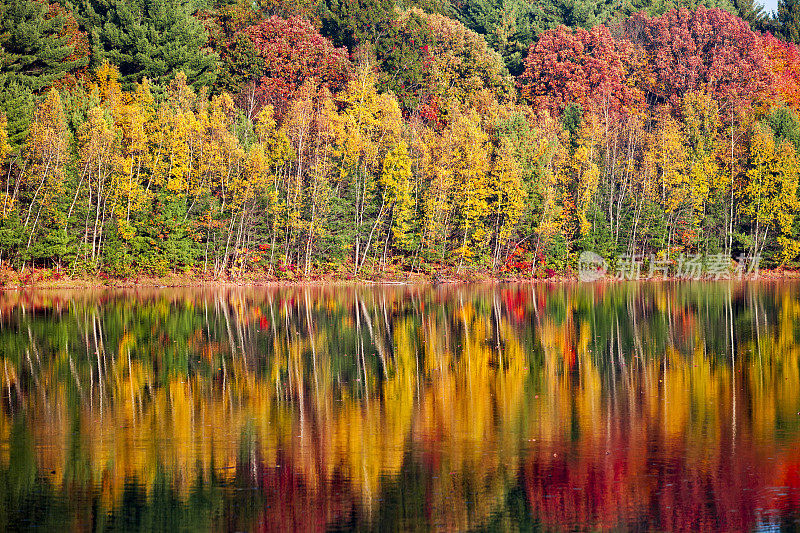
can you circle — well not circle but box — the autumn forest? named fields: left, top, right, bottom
left=3, top=0, right=800, bottom=280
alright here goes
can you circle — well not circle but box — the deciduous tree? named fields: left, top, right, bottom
left=623, top=7, right=771, bottom=113
left=225, top=16, right=351, bottom=120
left=519, top=25, right=641, bottom=117
left=742, top=123, right=800, bottom=261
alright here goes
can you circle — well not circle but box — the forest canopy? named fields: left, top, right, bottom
left=1, top=0, right=799, bottom=279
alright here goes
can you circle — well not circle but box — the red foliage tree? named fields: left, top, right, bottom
left=236, top=16, right=351, bottom=119
left=762, top=32, right=800, bottom=112
left=623, top=7, right=771, bottom=115
left=518, top=25, right=641, bottom=118
left=48, top=2, right=90, bottom=89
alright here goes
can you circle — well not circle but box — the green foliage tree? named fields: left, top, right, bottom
left=732, top=0, right=769, bottom=30
left=768, top=106, right=800, bottom=152
left=0, top=0, right=87, bottom=149
left=0, top=81, right=35, bottom=150
left=81, top=0, right=218, bottom=89
left=321, top=0, right=396, bottom=48
left=0, top=0, right=88, bottom=92
left=776, top=0, right=800, bottom=44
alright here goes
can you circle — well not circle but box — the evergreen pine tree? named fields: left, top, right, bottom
left=0, top=0, right=86, bottom=148
left=75, top=0, right=114, bottom=70
left=0, top=79, right=35, bottom=149
left=82, top=0, right=218, bottom=89
left=0, top=0, right=87, bottom=92
left=627, top=0, right=738, bottom=16
left=451, top=0, right=550, bottom=75
left=734, top=0, right=768, bottom=29
left=777, top=0, right=800, bottom=44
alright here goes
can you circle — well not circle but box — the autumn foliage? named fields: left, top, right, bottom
left=2, top=4, right=800, bottom=277
left=519, top=25, right=641, bottom=116
left=376, top=8, right=512, bottom=120
left=233, top=16, right=351, bottom=118
left=623, top=7, right=771, bottom=112
left=762, top=31, right=800, bottom=111
left=520, top=7, right=772, bottom=117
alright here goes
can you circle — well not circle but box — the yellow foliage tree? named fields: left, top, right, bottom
left=558, top=115, right=600, bottom=247
left=488, top=137, right=526, bottom=269
left=742, top=124, right=800, bottom=263
left=682, top=91, right=722, bottom=231
left=426, top=107, right=490, bottom=269
left=76, top=104, right=121, bottom=266
left=0, top=113, right=12, bottom=222
left=21, top=89, right=68, bottom=263
left=332, top=66, right=403, bottom=274
left=379, top=140, right=415, bottom=255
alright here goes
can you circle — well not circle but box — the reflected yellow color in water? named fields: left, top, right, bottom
left=0, top=283, right=799, bottom=530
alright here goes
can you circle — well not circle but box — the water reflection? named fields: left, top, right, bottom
left=0, top=283, right=799, bottom=531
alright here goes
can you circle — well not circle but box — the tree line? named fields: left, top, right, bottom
left=2, top=0, right=800, bottom=278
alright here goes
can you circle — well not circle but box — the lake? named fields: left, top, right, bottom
left=0, top=282, right=799, bottom=531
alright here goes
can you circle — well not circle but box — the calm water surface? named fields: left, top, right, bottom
left=0, top=282, right=799, bottom=531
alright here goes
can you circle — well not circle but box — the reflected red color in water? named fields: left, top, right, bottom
left=0, top=283, right=797, bottom=530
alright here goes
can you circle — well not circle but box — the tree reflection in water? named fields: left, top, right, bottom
left=0, top=283, right=798, bottom=531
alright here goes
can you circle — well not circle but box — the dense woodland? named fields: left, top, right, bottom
left=3, top=0, right=800, bottom=279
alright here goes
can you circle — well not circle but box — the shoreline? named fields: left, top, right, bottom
left=1, top=268, right=800, bottom=290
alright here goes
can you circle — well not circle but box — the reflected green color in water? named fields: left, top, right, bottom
left=0, top=283, right=799, bottom=531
